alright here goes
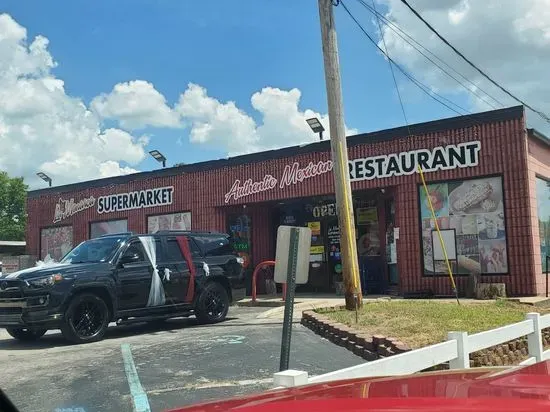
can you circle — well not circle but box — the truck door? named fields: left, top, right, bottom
left=115, top=240, right=154, bottom=310
left=159, top=236, right=194, bottom=304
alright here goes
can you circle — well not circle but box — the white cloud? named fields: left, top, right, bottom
left=376, top=0, right=550, bottom=130
left=175, top=83, right=357, bottom=156
left=1, top=12, right=357, bottom=188
left=91, top=80, right=181, bottom=130
left=0, top=13, right=147, bottom=188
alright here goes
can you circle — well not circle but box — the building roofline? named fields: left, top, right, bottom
left=28, top=105, right=524, bottom=198
left=527, top=128, right=550, bottom=146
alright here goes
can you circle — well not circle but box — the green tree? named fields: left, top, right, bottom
left=0, top=172, right=27, bottom=241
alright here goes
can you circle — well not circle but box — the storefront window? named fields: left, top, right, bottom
left=90, top=219, right=128, bottom=238
left=147, top=212, right=191, bottom=233
left=536, top=177, right=550, bottom=272
left=40, top=226, right=73, bottom=261
left=227, top=214, right=251, bottom=270
left=419, top=176, right=507, bottom=275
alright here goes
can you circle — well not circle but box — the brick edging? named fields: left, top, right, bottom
left=301, top=309, right=411, bottom=361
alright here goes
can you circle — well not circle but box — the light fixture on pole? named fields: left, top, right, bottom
left=149, top=150, right=167, bottom=168
left=306, top=117, right=325, bottom=140
left=36, top=172, right=52, bottom=187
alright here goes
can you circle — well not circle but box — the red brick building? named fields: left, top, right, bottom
left=25, top=106, right=550, bottom=297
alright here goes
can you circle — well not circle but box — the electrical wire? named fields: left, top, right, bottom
left=354, top=0, right=504, bottom=109
left=339, top=0, right=470, bottom=116
left=397, top=0, right=550, bottom=124
left=369, top=0, right=410, bottom=128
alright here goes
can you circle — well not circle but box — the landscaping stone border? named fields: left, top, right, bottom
left=301, top=309, right=411, bottom=361
left=302, top=307, right=550, bottom=368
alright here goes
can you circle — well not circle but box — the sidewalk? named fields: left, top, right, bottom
left=237, top=294, right=550, bottom=320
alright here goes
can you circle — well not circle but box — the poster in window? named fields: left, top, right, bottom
left=90, top=219, right=128, bottom=239
left=147, top=212, right=191, bottom=233
left=228, top=214, right=251, bottom=269
left=536, top=177, right=550, bottom=272
left=357, top=207, right=378, bottom=225
left=419, top=176, right=507, bottom=275
left=40, top=226, right=73, bottom=261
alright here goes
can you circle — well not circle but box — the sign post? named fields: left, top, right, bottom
left=275, top=226, right=311, bottom=371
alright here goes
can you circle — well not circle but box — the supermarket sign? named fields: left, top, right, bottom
left=97, top=187, right=174, bottom=214
left=52, top=186, right=175, bottom=222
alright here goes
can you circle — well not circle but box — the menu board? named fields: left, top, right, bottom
left=419, top=176, right=507, bottom=275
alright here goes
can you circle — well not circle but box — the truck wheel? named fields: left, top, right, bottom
left=61, top=293, right=110, bottom=344
left=195, top=282, right=229, bottom=324
left=6, top=328, right=47, bottom=341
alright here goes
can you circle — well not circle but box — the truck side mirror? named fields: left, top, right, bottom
left=119, top=253, right=140, bottom=266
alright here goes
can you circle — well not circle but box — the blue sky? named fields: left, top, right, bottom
left=2, top=0, right=476, bottom=181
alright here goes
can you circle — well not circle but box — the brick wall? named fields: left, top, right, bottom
left=26, top=107, right=541, bottom=296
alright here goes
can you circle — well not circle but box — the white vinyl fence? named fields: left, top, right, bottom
left=273, top=312, right=550, bottom=388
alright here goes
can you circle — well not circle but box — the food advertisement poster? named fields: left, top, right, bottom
left=90, top=219, right=128, bottom=239
left=307, top=221, right=321, bottom=236
left=147, top=212, right=191, bottom=233
left=40, top=226, right=73, bottom=261
left=419, top=176, right=507, bottom=275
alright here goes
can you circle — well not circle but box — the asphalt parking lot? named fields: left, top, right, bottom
left=0, top=306, right=362, bottom=412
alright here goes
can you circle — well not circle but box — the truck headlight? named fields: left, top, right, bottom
left=28, top=273, right=64, bottom=288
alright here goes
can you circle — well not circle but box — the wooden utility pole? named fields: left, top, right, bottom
left=318, top=0, right=362, bottom=310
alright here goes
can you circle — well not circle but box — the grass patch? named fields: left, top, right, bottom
left=322, top=300, right=548, bottom=348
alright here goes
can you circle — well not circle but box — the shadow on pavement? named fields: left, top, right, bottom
left=0, top=314, right=293, bottom=350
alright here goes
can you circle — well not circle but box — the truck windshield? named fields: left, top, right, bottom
left=60, top=236, right=127, bottom=264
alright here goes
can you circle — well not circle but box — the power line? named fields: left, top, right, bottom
left=354, top=0, right=504, bottom=109
left=339, top=0, right=470, bottom=116
left=369, top=0, right=410, bottom=128
left=398, top=0, right=550, bottom=124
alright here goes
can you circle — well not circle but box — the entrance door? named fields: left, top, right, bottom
left=385, top=196, right=399, bottom=293
left=356, top=202, right=385, bottom=294
left=116, top=240, right=153, bottom=310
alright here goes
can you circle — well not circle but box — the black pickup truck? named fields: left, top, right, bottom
left=0, top=231, right=246, bottom=343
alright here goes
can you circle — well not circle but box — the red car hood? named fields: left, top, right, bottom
left=168, top=361, right=550, bottom=412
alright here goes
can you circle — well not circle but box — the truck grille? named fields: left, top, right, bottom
left=0, top=280, right=23, bottom=299
left=0, top=307, right=22, bottom=324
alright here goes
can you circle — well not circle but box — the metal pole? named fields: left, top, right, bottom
left=546, top=256, right=549, bottom=298
left=279, top=227, right=299, bottom=371
left=318, top=0, right=362, bottom=310
left=319, top=130, right=324, bottom=141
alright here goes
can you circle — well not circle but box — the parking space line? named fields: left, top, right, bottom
left=121, top=343, right=152, bottom=412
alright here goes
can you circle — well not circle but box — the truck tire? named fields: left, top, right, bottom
left=61, top=292, right=110, bottom=344
left=6, top=328, right=47, bottom=342
left=195, top=282, right=229, bottom=324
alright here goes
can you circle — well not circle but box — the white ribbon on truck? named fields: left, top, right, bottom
left=138, top=236, right=166, bottom=306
